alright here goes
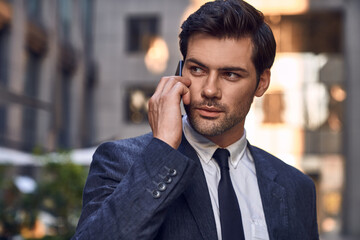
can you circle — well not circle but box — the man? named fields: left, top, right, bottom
left=73, top=0, right=319, bottom=239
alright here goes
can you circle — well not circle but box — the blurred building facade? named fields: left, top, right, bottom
left=0, top=0, right=360, bottom=239
left=0, top=0, right=96, bottom=152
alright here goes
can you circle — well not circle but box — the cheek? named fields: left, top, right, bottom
left=188, top=80, right=202, bottom=97
left=223, top=88, right=249, bottom=105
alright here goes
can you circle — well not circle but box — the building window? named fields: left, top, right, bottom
left=58, top=0, right=72, bottom=38
left=0, top=9, right=10, bottom=143
left=57, top=76, right=71, bottom=149
left=20, top=0, right=48, bottom=151
left=22, top=53, right=41, bottom=151
left=25, top=0, right=42, bottom=23
left=268, top=11, right=342, bottom=53
left=125, top=85, right=155, bottom=124
left=80, top=0, right=96, bottom=147
left=0, top=4, right=10, bottom=86
left=126, top=15, right=159, bottom=53
left=55, top=0, right=76, bottom=149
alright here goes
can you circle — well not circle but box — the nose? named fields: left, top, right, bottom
left=201, top=72, right=221, bottom=99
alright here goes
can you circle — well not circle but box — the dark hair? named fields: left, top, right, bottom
left=179, top=0, right=276, bottom=80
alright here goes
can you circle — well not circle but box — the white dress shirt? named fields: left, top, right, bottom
left=182, top=115, right=269, bottom=240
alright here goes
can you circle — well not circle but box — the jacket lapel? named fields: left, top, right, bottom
left=178, top=135, right=218, bottom=240
left=248, top=143, right=289, bottom=240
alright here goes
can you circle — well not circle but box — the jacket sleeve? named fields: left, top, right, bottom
left=72, top=137, right=197, bottom=240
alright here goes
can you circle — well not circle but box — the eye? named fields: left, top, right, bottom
left=190, top=66, right=205, bottom=76
left=223, top=72, right=241, bottom=81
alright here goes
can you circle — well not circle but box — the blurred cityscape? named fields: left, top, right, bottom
left=0, top=0, right=359, bottom=239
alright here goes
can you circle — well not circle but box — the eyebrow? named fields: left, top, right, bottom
left=186, top=58, right=249, bottom=75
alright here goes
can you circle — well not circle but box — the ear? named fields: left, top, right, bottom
left=255, top=69, right=271, bottom=97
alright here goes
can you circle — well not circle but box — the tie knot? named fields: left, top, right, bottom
left=213, top=148, right=230, bottom=169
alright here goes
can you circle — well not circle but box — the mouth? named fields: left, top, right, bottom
left=195, top=106, right=223, bottom=118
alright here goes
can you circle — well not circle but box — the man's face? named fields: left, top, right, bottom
left=183, top=33, right=269, bottom=145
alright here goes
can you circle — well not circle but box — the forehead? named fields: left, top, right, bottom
left=186, top=33, right=255, bottom=70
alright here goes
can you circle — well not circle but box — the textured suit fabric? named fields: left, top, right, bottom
left=72, top=133, right=319, bottom=240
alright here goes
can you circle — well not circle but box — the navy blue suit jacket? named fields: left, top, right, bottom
left=72, top=133, right=319, bottom=240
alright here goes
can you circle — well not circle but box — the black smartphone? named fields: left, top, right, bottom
left=175, top=60, right=184, bottom=76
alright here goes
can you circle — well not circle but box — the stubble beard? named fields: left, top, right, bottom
left=184, top=97, right=254, bottom=137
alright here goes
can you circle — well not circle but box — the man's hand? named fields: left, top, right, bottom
left=148, top=76, right=191, bottom=149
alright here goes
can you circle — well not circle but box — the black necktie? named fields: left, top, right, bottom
left=213, top=148, right=245, bottom=240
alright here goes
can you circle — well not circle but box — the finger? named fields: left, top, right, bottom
left=182, top=88, right=191, bottom=105
left=177, top=76, right=191, bottom=87
left=162, top=76, right=191, bottom=95
left=155, top=76, right=191, bottom=94
left=161, top=77, right=180, bottom=95
left=169, top=81, right=191, bottom=105
left=153, top=76, right=171, bottom=97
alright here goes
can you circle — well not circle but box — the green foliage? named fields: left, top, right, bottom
left=0, top=152, right=89, bottom=239
left=0, top=164, right=24, bottom=237
left=38, top=152, right=88, bottom=236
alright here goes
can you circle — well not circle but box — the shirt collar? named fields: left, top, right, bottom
left=182, top=115, right=247, bottom=168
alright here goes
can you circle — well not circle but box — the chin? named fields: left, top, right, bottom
left=189, top=116, right=226, bottom=137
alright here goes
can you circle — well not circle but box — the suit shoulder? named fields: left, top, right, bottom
left=90, top=133, right=153, bottom=168
left=95, top=133, right=153, bottom=155
left=250, top=145, right=314, bottom=187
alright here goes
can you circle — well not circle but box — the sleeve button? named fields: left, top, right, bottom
left=157, top=182, right=166, bottom=191
left=152, top=190, right=161, bottom=199
left=164, top=176, right=172, bottom=184
left=169, top=169, right=177, bottom=177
